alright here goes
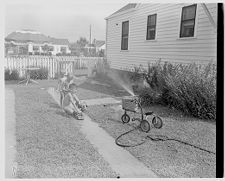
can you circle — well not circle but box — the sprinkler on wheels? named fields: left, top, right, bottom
left=121, top=96, right=163, bottom=132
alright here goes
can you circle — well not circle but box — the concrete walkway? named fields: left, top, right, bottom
left=47, top=87, right=157, bottom=178
left=5, top=88, right=17, bottom=178
left=80, top=115, right=157, bottom=177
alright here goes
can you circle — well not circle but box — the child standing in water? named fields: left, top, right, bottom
left=62, top=83, right=87, bottom=120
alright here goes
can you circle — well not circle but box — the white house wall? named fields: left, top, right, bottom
left=106, top=3, right=217, bottom=71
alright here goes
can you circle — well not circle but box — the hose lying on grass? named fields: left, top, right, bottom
left=115, top=126, right=216, bottom=155
left=85, top=108, right=216, bottom=155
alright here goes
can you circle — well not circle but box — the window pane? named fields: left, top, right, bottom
left=147, top=27, right=156, bottom=40
left=147, top=14, right=157, bottom=40
left=149, top=30, right=155, bottom=39
left=122, top=21, right=129, bottom=35
left=121, top=21, right=129, bottom=50
left=121, top=37, right=128, bottom=50
left=182, top=5, right=196, bottom=20
left=181, top=20, right=195, bottom=37
left=124, top=38, right=128, bottom=50
left=148, top=14, right=156, bottom=26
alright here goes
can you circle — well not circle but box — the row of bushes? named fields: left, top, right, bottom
left=5, top=67, right=48, bottom=80
left=131, top=62, right=216, bottom=120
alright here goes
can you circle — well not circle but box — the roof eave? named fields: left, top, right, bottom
left=105, top=8, right=136, bottom=20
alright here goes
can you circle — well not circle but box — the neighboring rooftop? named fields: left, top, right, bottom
left=5, top=30, right=69, bottom=45
left=94, top=40, right=105, bottom=47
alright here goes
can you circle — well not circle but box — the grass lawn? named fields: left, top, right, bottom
left=80, top=77, right=216, bottom=178
left=5, top=78, right=216, bottom=178
left=6, top=80, right=118, bottom=178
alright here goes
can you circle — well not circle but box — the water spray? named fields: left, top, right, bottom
left=107, top=71, right=135, bottom=96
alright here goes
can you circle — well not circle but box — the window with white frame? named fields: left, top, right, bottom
left=121, top=21, right=129, bottom=50
left=180, top=4, right=197, bottom=38
left=146, top=14, right=157, bottom=40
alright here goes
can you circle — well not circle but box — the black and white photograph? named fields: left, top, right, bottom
left=3, top=0, right=221, bottom=178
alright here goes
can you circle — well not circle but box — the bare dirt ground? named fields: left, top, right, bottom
left=5, top=79, right=216, bottom=178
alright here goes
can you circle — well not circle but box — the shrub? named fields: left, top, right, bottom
left=29, top=67, right=48, bottom=80
left=139, top=87, right=162, bottom=106
left=163, top=63, right=216, bottom=119
left=5, top=69, right=20, bottom=80
left=140, top=61, right=216, bottom=120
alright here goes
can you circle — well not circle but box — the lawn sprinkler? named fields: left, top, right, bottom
left=121, top=96, right=163, bottom=132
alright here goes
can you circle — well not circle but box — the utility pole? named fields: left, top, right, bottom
left=89, top=24, right=92, bottom=44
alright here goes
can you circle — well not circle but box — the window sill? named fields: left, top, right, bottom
left=145, top=39, right=157, bottom=42
left=177, top=37, right=197, bottom=40
left=120, top=50, right=129, bottom=52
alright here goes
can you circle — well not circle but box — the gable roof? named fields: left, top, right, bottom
left=49, top=37, right=69, bottom=45
left=105, top=3, right=137, bottom=19
left=5, top=31, right=69, bottom=45
left=111, top=3, right=137, bottom=16
left=95, top=40, right=105, bottom=47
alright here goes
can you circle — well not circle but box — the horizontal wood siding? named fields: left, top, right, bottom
left=106, top=3, right=217, bottom=71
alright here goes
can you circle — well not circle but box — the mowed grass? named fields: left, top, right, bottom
left=86, top=104, right=216, bottom=178
left=6, top=80, right=118, bottom=178
left=6, top=78, right=216, bottom=178
left=77, top=78, right=216, bottom=178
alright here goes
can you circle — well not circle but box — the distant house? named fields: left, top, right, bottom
left=85, top=39, right=105, bottom=56
left=93, top=39, right=106, bottom=52
left=5, top=30, right=71, bottom=55
left=105, top=3, right=217, bottom=71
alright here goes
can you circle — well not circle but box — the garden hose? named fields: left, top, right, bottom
left=85, top=108, right=216, bottom=155
left=115, top=126, right=147, bottom=147
left=115, top=125, right=216, bottom=155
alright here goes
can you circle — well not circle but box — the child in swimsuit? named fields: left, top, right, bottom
left=62, top=83, right=87, bottom=120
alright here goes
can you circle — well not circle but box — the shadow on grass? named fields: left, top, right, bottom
left=5, top=80, right=19, bottom=85
left=48, top=102, right=61, bottom=109
left=55, top=110, right=72, bottom=118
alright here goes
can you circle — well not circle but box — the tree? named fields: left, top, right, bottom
left=41, top=44, right=49, bottom=54
left=76, top=37, right=88, bottom=48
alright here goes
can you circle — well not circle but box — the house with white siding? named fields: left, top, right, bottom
left=105, top=3, right=217, bottom=71
left=5, top=30, right=71, bottom=56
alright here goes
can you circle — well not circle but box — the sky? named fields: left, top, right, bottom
left=5, top=0, right=127, bottom=43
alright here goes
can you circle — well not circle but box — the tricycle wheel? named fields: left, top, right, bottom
left=140, top=120, right=150, bottom=132
left=121, top=113, right=130, bottom=123
left=152, top=116, right=163, bottom=129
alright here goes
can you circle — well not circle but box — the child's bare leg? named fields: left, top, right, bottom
left=63, top=106, right=74, bottom=115
left=60, top=91, right=64, bottom=107
left=72, top=103, right=82, bottom=114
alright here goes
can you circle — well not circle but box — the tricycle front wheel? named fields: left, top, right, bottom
left=140, top=120, right=150, bottom=132
left=121, top=113, right=130, bottom=123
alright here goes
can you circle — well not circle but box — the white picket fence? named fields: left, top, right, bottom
left=5, top=56, right=104, bottom=78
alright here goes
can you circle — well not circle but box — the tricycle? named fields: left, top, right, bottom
left=121, top=96, right=163, bottom=132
